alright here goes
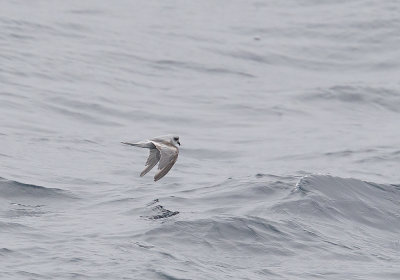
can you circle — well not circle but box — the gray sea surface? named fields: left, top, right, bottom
left=1, top=1, right=400, bottom=279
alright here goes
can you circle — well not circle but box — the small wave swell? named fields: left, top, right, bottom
left=283, top=175, right=400, bottom=230
left=0, top=177, right=72, bottom=199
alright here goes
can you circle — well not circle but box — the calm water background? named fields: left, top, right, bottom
left=1, top=1, right=400, bottom=279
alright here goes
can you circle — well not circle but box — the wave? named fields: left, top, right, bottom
left=139, top=175, right=400, bottom=263
left=0, top=177, right=77, bottom=219
left=287, top=175, right=400, bottom=228
left=302, top=85, right=400, bottom=113
left=124, top=175, right=400, bottom=280
left=0, top=177, right=72, bottom=200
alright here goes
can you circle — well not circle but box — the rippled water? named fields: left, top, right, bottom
left=1, top=1, right=400, bottom=279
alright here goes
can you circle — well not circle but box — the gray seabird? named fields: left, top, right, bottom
left=122, top=135, right=180, bottom=181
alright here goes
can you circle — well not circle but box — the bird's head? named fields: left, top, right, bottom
left=171, top=135, right=180, bottom=146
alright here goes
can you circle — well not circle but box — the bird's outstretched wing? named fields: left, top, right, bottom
left=140, top=148, right=160, bottom=177
left=151, top=141, right=179, bottom=181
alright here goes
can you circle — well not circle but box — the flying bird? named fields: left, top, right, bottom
left=122, top=135, right=180, bottom=181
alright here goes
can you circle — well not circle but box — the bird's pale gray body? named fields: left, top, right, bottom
left=122, top=135, right=180, bottom=181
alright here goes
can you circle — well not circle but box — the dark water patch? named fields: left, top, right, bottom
left=322, top=239, right=353, bottom=251
left=5, top=203, right=48, bottom=218
left=0, top=152, right=11, bottom=158
left=149, top=205, right=179, bottom=220
left=146, top=205, right=179, bottom=220
left=147, top=199, right=159, bottom=206
left=324, top=148, right=377, bottom=158
left=133, top=199, right=180, bottom=220
left=0, top=248, right=14, bottom=256
left=7, top=32, right=35, bottom=41
left=134, top=241, right=155, bottom=249
left=156, top=271, right=191, bottom=280
left=10, top=202, right=45, bottom=208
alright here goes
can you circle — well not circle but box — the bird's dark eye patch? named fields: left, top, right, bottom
left=174, top=137, right=179, bottom=141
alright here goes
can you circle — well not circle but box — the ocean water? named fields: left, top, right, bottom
left=1, top=1, right=400, bottom=279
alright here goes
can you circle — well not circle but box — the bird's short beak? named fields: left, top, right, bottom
left=177, top=141, right=181, bottom=146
